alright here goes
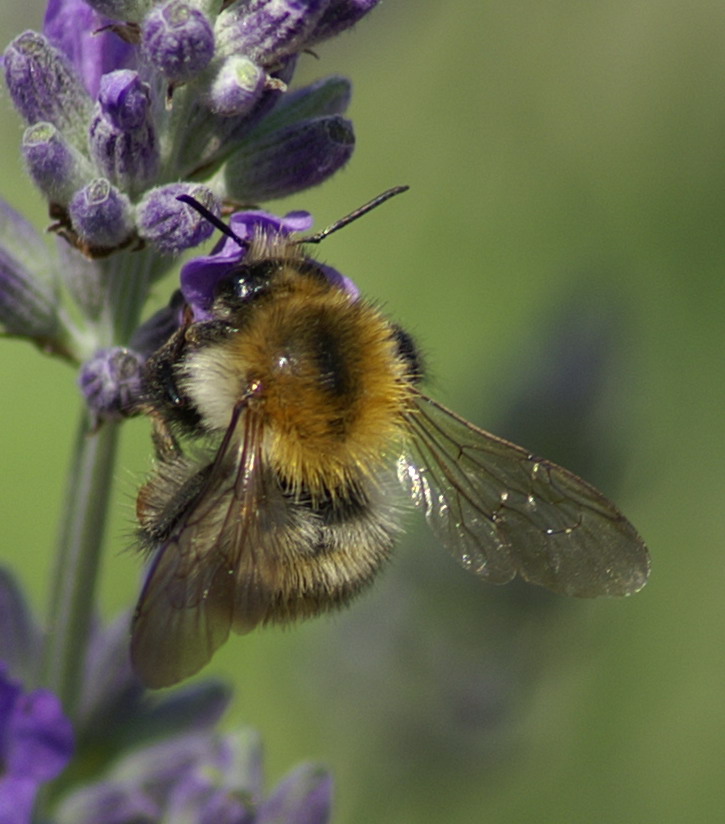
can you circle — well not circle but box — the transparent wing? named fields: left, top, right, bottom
left=131, top=405, right=270, bottom=689
left=399, top=394, right=650, bottom=597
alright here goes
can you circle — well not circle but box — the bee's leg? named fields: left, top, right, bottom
left=151, top=414, right=182, bottom=461
left=136, top=403, right=182, bottom=461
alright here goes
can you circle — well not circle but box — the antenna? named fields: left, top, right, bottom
left=301, top=185, right=409, bottom=245
left=176, top=194, right=245, bottom=247
left=177, top=185, right=409, bottom=248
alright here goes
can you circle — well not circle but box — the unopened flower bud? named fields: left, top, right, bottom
left=142, top=1, right=215, bottom=83
left=309, top=0, right=381, bottom=45
left=215, top=0, right=329, bottom=65
left=223, top=115, right=354, bottom=201
left=0, top=201, right=60, bottom=341
left=99, top=69, right=150, bottom=130
left=273, top=74, right=351, bottom=121
left=68, top=179, right=134, bottom=248
left=137, top=184, right=219, bottom=254
left=88, top=71, right=159, bottom=190
left=22, top=122, right=92, bottom=204
left=207, top=55, right=267, bottom=117
left=3, top=31, right=92, bottom=150
left=79, top=347, right=144, bottom=424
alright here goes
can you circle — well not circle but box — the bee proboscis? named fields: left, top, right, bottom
left=131, top=189, right=649, bottom=688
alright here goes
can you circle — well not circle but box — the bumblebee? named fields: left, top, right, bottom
left=131, top=189, right=649, bottom=688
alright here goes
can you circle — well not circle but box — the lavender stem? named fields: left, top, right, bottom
left=41, top=413, right=119, bottom=719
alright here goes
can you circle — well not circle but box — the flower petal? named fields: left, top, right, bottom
left=43, top=0, right=135, bottom=98
left=179, top=209, right=313, bottom=320
left=4, top=683, right=74, bottom=782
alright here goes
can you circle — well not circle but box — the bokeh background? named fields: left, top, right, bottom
left=2, top=1, right=725, bottom=821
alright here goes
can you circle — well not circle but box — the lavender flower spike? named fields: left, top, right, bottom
left=4, top=0, right=373, bottom=259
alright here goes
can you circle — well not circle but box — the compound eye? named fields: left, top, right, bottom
left=215, top=260, right=281, bottom=306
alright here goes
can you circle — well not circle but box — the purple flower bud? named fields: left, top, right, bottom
left=216, top=0, right=330, bottom=65
left=257, top=764, right=333, bottom=824
left=99, top=69, right=150, bottom=130
left=3, top=31, right=93, bottom=148
left=68, top=179, right=134, bottom=249
left=89, top=70, right=159, bottom=190
left=271, top=74, right=351, bottom=122
left=0, top=254, right=59, bottom=339
left=222, top=115, right=354, bottom=201
left=142, top=1, right=215, bottom=83
left=137, top=184, right=219, bottom=254
left=81, top=0, right=152, bottom=24
left=43, top=0, right=135, bottom=98
left=309, top=0, right=381, bottom=44
left=78, top=347, right=144, bottom=424
left=0, top=201, right=60, bottom=339
left=22, top=122, right=92, bottom=204
left=207, top=55, right=267, bottom=117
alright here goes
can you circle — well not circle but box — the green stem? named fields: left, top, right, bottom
left=40, top=247, right=167, bottom=717
left=41, top=413, right=119, bottom=718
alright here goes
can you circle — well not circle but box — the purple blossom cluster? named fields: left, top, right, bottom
left=0, top=0, right=376, bottom=415
left=3, top=0, right=369, bottom=256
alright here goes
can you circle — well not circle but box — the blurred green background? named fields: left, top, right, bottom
left=2, top=1, right=725, bottom=821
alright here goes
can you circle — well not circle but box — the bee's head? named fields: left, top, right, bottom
left=176, top=187, right=409, bottom=322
